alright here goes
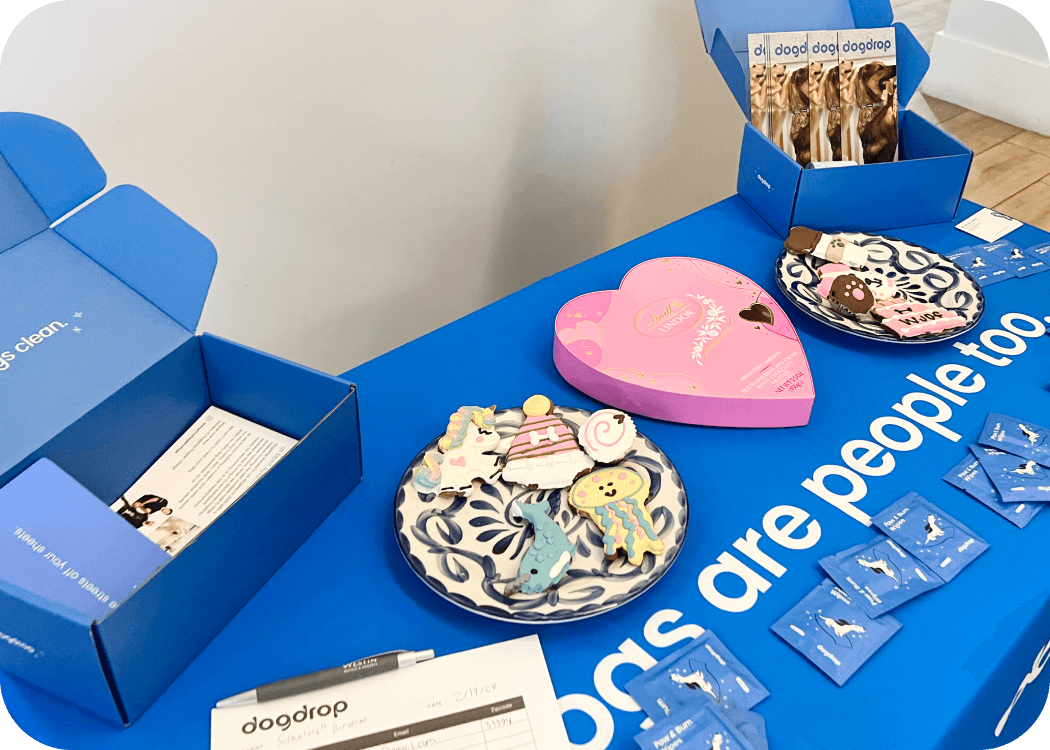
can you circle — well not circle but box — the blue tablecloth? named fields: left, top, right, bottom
left=5, top=196, right=1050, bottom=750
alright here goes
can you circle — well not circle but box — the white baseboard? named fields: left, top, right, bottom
left=923, top=30, right=1050, bottom=136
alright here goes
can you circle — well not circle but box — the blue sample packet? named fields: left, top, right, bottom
left=971, top=240, right=1019, bottom=282
left=770, top=579, right=902, bottom=686
left=979, top=412, right=1050, bottom=468
left=871, top=492, right=990, bottom=582
left=819, top=536, right=944, bottom=618
left=992, top=240, right=1044, bottom=277
left=634, top=704, right=759, bottom=750
left=947, top=248, right=997, bottom=286
left=973, top=444, right=1050, bottom=504
left=625, top=631, right=770, bottom=720
left=1024, top=242, right=1050, bottom=275
left=943, top=451, right=1042, bottom=528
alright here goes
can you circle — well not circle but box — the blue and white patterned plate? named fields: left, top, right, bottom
left=393, top=406, right=688, bottom=623
left=774, top=232, right=985, bottom=344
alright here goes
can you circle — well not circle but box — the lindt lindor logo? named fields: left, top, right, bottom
left=635, top=298, right=701, bottom=337
left=0, top=320, right=68, bottom=372
left=841, top=38, right=893, bottom=53
left=774, top=43, right=808, bottom=58
left=242, top=701, right=349, bottom=733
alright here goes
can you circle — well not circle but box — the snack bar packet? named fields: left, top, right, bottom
left=943, top=452, right=1042, bottom=529
left=767, top=31, right=811, bottom=166
left=771, top=579, right=901, bottom=686
left=973, top=444, right=1050, bottom=504
left=839, top=27, right=897, bottom=164
left=625, top=631, right=769, bottom=720
left=819, top=536, right=943, bottom=618
left=748, top=33, right=771, bottom=139
left=634, top=703, right=758, bottom=750
left=808, top=31, right=840, bottom=162
left=979, top=412, right=1050, bottom=467
left=871, top=492, right=989, bottom=582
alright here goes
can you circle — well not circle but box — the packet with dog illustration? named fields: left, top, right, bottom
left=838, top=27, right=897, bottom=164
left=748, top=33, right=771, bottom=138
left=973, top=444, right=1050, bottom=504
left=819, top=536, right=943, bottom=618
left=979, top=412, right=1050, bottom=467
left=625, top=631, right=769, bottom=720
left=634, top=703, right=761, bottom=750
left=943, top=451, right=1042, bottom=528
left=766, top=31, right=811, bottom=166
left=871, top=492, right=989, bottom=582
left=808, top=31, right=841, bottom=162
left=771, top=579, right=902, bottom=686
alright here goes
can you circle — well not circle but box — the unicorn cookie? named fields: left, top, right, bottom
left=568, top=466, right=664, bottom=566
left=504, top=500, right=575, bottom=596
left=501, top=395, right=594, bottom=489
left=413, top=405, right=503, bottom=496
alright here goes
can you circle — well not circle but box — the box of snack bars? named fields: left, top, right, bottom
left=839, top=27, right=898, bottom=164
left=808, top=30, right=841, bottom=163
left=691, top=0, right=973, bottom=237
left=0, top=113, right=363, bottom=726
left=767, top=31, right=812, bottom=167
left=747, top=33, right=770, bottom=138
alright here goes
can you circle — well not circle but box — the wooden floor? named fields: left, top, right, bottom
left=891, top=0, right=1050, bottom=231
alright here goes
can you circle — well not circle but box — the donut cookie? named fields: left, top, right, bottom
left=412, top=405, right=504, bottom=496
left=568, top=466, right=664, bottom=566
left=579, top=409, right=637, bottom=464
left=504, top=500, right=575, bottom=596
left=501, top=395, right=594, bottom=489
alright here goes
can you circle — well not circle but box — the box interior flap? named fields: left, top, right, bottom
left=56, top=185, right=217, bottom=334
left=0, top=113, right=106, bottom=250
left=0, top=227, right=192, bottom=484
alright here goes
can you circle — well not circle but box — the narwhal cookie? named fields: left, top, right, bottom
left=501, top=395, right=594, bottom=489
left=568, top=466, right=663, bottom=566
left=504, top=500, right=575, bottom=596
left=579, top=409, right=637, bottom=464
left=413, top=405, right=504, bottom=496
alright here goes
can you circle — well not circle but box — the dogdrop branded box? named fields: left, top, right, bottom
left=693, top=0, right=974, bottom=237
left=0, top=113, right=363, bottom=725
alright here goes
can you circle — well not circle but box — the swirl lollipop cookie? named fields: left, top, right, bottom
left=579, top=409, right=637, bottom=464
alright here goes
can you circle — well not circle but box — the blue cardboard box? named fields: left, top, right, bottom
left=0, top=113, right=363, bottom=726
left=693, top=0, right=974, bottom=237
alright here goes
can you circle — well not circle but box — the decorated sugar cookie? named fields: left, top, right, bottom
left=413, top=405, right=503, bottom=496
left=569, top=466, right=664, bottom=566
left=501, top=395, right=594, bottom=489
left=504, top=500, right=575, bottom=596
left=579, top=409, right=637, bottom=464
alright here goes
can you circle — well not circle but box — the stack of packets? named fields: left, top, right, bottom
left=625, top=631, right=771, bottom=750
left=944, top=412, right=1050, bottom=527
left=772, top=492, right=989, bottom=685
left=947, top=240, right=1050, bottom=287
left=749, top=28, right=898, bottom=167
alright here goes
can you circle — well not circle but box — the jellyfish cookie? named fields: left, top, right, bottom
left=412, top=405, right=503, bottom=496
left=579, top=409, right=637, bottom=464
left=569, top=467, right=664, bottom=566
left=504, top=500, right=575, bottom=596
left=501, top=395, right=594, bottom=489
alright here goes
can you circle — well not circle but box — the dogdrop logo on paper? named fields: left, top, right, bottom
left=841, top=37, right=893, bottom=54
left=774, top=42, right=807, bottom=59
left=811, top=40, right=838, bottom=57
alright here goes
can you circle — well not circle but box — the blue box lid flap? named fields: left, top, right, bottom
left=0, top=113, right=106, bottom=250
left=694, top=0, right=927, bottom=114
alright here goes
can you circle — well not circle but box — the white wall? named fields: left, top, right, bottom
left=924, top=0, right=1050, bottom=134
left=0, top=0, right=742, bottom=374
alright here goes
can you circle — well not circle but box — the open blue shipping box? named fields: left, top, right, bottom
left=693, top=0, right=974, bottom=237
left=0, top=113, right=363, bottom=725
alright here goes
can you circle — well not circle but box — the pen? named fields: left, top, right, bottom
left=215, top=649, right=435, bottom=708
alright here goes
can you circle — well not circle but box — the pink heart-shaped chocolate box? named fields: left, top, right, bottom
left=553, top=258, right=814, bottom=427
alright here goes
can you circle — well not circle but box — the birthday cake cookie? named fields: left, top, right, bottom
left=501, top=395, right=594, bottom=489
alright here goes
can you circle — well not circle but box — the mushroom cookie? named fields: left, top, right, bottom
left=568, top=466, right=664, bottom=566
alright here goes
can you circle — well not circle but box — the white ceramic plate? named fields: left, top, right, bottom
left=393, top=406, right=688, bottom=623
left=775, top=232, right=985, bottom=344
